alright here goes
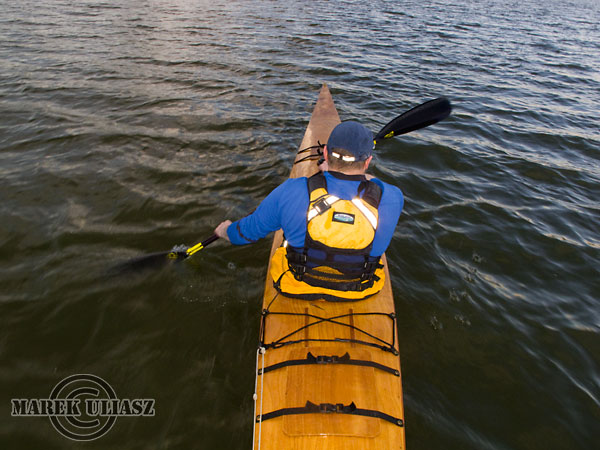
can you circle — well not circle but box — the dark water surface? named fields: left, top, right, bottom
left=1, top=0, right=599, bottom=448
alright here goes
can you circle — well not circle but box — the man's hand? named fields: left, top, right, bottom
left=214, top=220, right=232, bottom=241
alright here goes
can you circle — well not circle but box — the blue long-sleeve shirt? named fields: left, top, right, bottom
left=227, top=171, right=404, bottom=257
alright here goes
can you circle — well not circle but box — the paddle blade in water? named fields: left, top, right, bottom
left=105, top=235, right=218, bottom=276
left=107, top=248, right=188, bottom=276
left=374, top=97, right=452, bottom=142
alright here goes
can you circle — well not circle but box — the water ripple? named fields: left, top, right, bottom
left=1, top=0, right=599, bottom=449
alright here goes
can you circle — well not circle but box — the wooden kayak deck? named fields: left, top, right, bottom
left=253, top=84, right=406, bottom=450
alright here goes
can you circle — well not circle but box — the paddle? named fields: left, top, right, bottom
left=109, top=234, right=219, bottom=274
left=112, top=96, right=451, bottom=274
left=374, top=97, right=451, bottom=145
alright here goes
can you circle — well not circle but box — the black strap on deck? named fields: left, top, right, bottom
left=257, top=352, right=399, bottom=377
left=256, top=400, right=404, bottom=427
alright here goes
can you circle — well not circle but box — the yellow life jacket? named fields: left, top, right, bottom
left=270, top=172, right=385, bottom=302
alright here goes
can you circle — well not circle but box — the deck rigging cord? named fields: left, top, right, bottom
left=259, top=284, right=399, bottom=355
left=293, top=142, right=325, bottom=165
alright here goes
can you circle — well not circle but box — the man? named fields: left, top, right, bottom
left=214, top=121, right=404, bottom=301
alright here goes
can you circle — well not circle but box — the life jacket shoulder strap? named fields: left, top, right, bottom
left=307, top=171, right=327, bottom=194
left=308, top=172, right=382, bottom=207
left=357, top=180, right=383, bottom=209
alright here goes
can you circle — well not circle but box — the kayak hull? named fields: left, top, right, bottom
left=253, top=84, right=406, bottom=450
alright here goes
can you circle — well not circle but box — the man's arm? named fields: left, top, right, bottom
left=213, top=178, right=304, bottom=245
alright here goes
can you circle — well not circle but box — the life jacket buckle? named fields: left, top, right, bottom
left=363, top=259, right=382, bottom=273
left=286, top=249, right=307, bottom=265
left=312, top=198, right=331, bottom=215
left=291, top=263, right=306, bottom=281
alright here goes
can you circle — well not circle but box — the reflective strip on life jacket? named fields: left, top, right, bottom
left=351, top=198, right=378, bottom=229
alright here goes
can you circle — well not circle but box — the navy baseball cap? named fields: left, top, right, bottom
left=326, top=121, right=374, bottom=162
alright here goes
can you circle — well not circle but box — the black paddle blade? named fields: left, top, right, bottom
left=374, top=97, right=452, bottom=142
left=107, top=249, right=188, bottom=276
left=105, top=235, right=219, bottom=277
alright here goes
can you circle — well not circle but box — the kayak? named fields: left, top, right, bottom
left=253, top=84, right=406, bottom=449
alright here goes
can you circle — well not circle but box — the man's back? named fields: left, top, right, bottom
left=226, top=170, right=403, bottom=257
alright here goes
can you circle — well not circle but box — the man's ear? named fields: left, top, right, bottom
left=364, top=155, right=373, bottom=170
left=323, top=145, right=329, bottom=162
